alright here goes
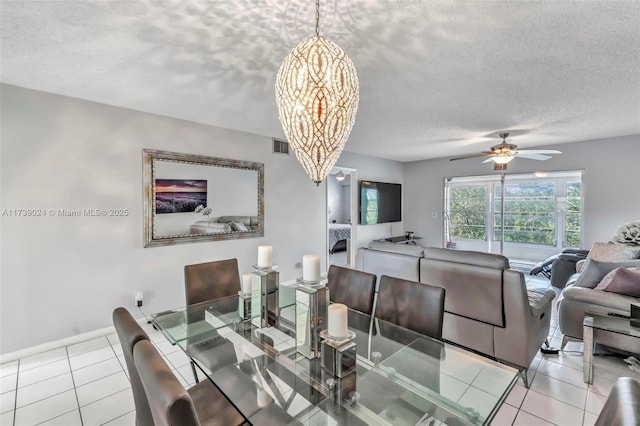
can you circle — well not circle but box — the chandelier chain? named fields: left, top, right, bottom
left=315, top=0, right=320, bottom=37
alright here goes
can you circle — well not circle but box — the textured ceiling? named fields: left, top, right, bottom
left=1, top=0, right=639, bottom=162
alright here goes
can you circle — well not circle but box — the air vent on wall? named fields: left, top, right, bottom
left=272, top=138, right=290, bottom=155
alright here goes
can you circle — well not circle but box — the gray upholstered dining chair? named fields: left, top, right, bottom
left=184, top=258, right=242, bottom=383
left=133, top=339, right=245, bottom=426
left=374, top=275, right=446, bottom=339
left=184, top=258, right=242, bottom=306
left=112, top=307, right=154, bottom=426
left=327, top=265, right=377, bottom=315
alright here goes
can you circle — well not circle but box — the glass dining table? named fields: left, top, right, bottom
left=147, top=284, right=517, bottom=425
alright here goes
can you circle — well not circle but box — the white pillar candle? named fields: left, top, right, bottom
left=257, top=245, right=272, bottom=268
left=242, top=272, right=252, bottom=294
left=302, top=254, right=321, bottom=282
left=328, top=303, right=348, bottom=338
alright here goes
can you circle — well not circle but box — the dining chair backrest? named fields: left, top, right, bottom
left=112, top=307, right=154, bottom=426
left=327, top=265, right=377, bottom=315
left=374, top=275, right=446, bottom=339
left=184, top=258, right=241, bottom=306
left=133, top=339, right=201, bottom=426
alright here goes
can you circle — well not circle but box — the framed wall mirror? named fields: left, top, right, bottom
left=143, top=149, right=264, bottom=247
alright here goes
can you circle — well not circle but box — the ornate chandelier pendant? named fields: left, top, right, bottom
left=275, top=2, right=359, bottom=185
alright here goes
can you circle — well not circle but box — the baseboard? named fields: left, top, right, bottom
left=0, top=316, right=148, bottom=363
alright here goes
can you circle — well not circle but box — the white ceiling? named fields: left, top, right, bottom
left=2, top=1, right=639, bottom=162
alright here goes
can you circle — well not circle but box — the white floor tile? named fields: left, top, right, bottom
left=67, top=337, right=110, bottom=357
left=544, top=351, right=584, bottom=371
left=80, top=388, right=135, bottom=426
left=490, top=403, right=518, bottom=426
left=505, top=384, right=527, bottom=408
left=585, top=389, right=607, bottom=415
left=513, top=410, right=555, bottom=426
left=106, top=333, right=120, bottom=345
left=457, top=386, right=500, bottom=421
left=75, top=371, right=130, bottom=407
left=439, top=374, right=470, bottom=403
left=0, top=409, right=14, bottom=426
left=72, top=357, right=124, bottom=387
left=0, top=374, right=17, bottom=393
left=163, top=350, right=190, bottom=369
left=583, top=411, right=598, bottom=426
left=1, top=390, right=15, bottom=414
left=153, top=339, right=180, bottom=355
left=37, top=409, right=82, bottom=425
left=19, top=348, right=67, bottom=373
left=13, top=390, right=78, bottom=425
left=530, top=373, right=587, bottom=409
left=176, top=364, right=197, bottom=387
left=521, top=389, right=584, bottom=426
left=102, top=409, right=136, bottom=426
left=111, top=342, right=124, bottom=357
left=69, top=346, right=116, bottom=371
left=0, top=361, right=18, bottom=378
left=471, top=366, right=516, bottom=398
left=537, top=359, right=587, bottom=389
left=16, top=373, right=74, bottom=408
left=18, top=359, right=70, bottom=388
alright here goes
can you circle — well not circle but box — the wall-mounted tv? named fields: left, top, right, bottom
left=359, top=181, right=402, bottom=224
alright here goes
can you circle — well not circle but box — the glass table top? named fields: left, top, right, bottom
left=147, top=287, right=517, bottom=425
left=584, top=312, right=640, bottom=338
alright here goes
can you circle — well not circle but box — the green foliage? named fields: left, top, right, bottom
left=449, top=180, right=582, bottom=247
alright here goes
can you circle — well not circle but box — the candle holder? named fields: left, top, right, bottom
left=320, top=330, right=357, bottom=378
left=250, top=265, right=279, bottom=328
left=237, top=291, right=252, bottom=322
left=295, top=282, right=329, bottom=359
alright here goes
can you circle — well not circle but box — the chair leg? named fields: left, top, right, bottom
left=190, top=360, right=200, bottom=383
left=520, top=368, right=530, bottom=388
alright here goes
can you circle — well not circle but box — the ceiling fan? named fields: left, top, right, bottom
left=449, top=132, right=562, bottom=170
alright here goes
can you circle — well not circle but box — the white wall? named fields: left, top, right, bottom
left=327, top=177, right=342, bottom=224
left=340, top=183, right=351, bottom=223
left=404, top=135, right=640, bottom=260
left=336, top=151, right=405, bottom=247
left=0, top=84, right=406, bottom=354
left=0, top=84, right=330, bottom=353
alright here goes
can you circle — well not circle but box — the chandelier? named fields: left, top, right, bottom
left=275, top=0, right=359, bottom=185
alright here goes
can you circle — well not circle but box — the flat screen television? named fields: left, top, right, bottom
left=359, top=181, right=402, bottom=224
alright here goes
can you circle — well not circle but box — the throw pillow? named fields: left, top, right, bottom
left=232, top=222, right=248, bottom=232
left=594, top=267, right=640, bottom=297
left=574, top=258, right=640, bottom=288
left=588, top=242, right=640, bottom=261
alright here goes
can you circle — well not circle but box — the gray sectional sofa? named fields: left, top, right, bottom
left=358, top=242, right=555, bottom=385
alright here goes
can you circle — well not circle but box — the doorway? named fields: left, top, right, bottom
left=327, top=167, right=357, bottom=267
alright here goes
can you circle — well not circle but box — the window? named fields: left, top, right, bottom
left=444, top=171, right=583, bottom=252
left=448, top=185, right=486, bottom=240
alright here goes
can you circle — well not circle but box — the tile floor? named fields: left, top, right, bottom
left=1, top=317, right=639, bottom=425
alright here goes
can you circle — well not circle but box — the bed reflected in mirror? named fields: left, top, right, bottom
left=143, top=149, right=264, bottom=247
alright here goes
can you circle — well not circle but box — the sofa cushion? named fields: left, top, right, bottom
left=423, top=247, right=509, bottom=269
left=560, top=286, right=639, bottom=312
left=588, top=242, right=640, bottom=261
left=574, top=259, right=640, bottom=288
left=595, top=267, right=640, bottom=297
left=368, top=241, right=424, bottom=257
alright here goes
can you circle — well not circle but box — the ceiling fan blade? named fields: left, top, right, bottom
left=449, top=152, right=493, bottom=161
left=482, top=157, right=496, bottom=163
left=515, top=153, right=552, bottom=161
left=515, top=149, right=562, bottom=155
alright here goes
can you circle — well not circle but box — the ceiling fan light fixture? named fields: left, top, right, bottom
left=275, top=0, right=359, bottom=186
left=492, top=154, right=515, bottom=165
left=335, top=170, right=346, bottom=181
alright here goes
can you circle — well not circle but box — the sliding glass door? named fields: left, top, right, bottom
left=444, top=171, right=583, bottom=261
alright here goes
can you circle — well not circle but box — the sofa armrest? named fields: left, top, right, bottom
left=528, top=289, right=556, bottom=318
left=561, top=286, right=638, bottom=312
